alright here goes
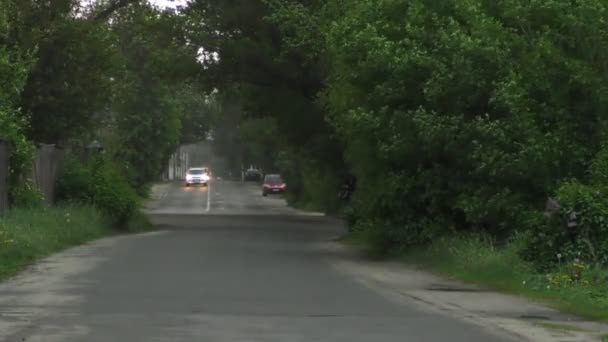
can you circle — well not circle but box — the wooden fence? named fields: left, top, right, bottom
left=0, top=142, right=64, bottom=211
left=32, top=144, right=64, bottom=206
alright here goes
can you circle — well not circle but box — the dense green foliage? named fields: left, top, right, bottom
left=4, top=0, right=608, bottom=273
left=0, top=2, right=35, bottom=204
left=0, top=205, right=112, bottom=279
left=109, top=4, right=203, bottom=193
left=524, top=181, right=608, bottom=270
left=1, top=0, right=212, bottom=211
left=316, top=0, right=608, bottom=252
left=1, top=0, right=153, bottom=270
left=187, top=0, right=608, bottom=269
left=21, top=20, right=119, bottom=144
left=319, top=0, right=608, bottom=266
left=10, top=180, right=44, bottom=208
left=57, top=157, right=139, bottom=226
left=187, top=0, right=344, bottom=209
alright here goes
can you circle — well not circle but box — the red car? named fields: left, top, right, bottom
left=262, top=174, right=286, bottom=196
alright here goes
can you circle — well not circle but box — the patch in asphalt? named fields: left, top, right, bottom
left=426, top=284, right=488, bottom=292
left=519, top=315, right=552, bottom=321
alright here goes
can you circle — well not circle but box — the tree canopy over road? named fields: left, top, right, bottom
left=189, top=0, right=608, bottom=269
left=3, top=0, right=608, bottom=269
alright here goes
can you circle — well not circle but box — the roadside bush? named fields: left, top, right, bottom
left=292, top=163, right=340, bottom=212
left=340, top=204, right=358, bottom=229
left=57, top=157, right=90, bottom=201
left=589, top=141, right=608, bottom=185
left=0, top=109, right=36, bottom=205
left=90, top=157, right=139, bottom=225
left=10, top=180, right=44, bottom=208
left=58, top=156, right=139, bottom=227
left=523, top=181, right=608, bottom=270
left=348, top=220, right=394, bottom=258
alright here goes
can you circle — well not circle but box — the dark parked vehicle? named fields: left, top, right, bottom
left=244, top=168, right=262, bottom=182
left=262, top=174, right=286, bottom=196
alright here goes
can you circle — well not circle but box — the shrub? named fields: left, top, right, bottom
left=589, top=141, right=608, bottom=185
left=10, top=180, right=44, bottom=208
left=90, top=157, right=139, bottom=226
left=57, top=156, right=139, bottom=227
left=292, top=163, right=340, bottom=212
left=0, top=108, right=35, bottom=204
left=340, top=204, right=358, bottom=229
left=523, top=181, right=608, bottom=270
left=57, top=157, right=91, bottom=201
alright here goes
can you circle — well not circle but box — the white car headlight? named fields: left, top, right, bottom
left=202, top=174, right=210, bottom=181
left=186, top=175, right=193, bottom=181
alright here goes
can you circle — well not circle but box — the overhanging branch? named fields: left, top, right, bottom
left=94, top=0, right=140, bottom=20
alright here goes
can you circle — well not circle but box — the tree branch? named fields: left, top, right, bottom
left=94, top=0, right=140, bottom=20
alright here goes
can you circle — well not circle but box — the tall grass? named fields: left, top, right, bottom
left=0, top=205, right=112, bottom=279
left=123, top=210, right=153, bottom=233
left=349, top=232, right=608, bottom=321
left=409, top=234, right=534, bottom=290
left=408, top=235, right=608, bottom=321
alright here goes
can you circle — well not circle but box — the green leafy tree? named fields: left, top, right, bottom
left=219, top=0, right=608, bottom=259
left=178, top=85, right=216, bottom=145
left=20, top=19, right=119, bottom=144
left=268, top=0, right=608, bottom=252
left=6, top=0, right=135, bottom=144
left=0, top=2, right=34, bottom=203
left=109, top=3, right=203, bottom=192
left=187, top=0, right=345, bottom=208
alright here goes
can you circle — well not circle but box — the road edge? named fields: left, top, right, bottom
left=320, top=239, right=608, bottom=342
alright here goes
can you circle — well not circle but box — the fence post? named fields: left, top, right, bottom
left=32, top=144, right=65, bottom=206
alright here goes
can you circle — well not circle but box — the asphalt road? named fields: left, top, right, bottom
left=0, top=180, right=515, bottom=342
left=144, top=179, right=313, bottom=216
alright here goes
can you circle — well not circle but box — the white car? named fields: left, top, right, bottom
left=185, top=167, right=210, bottom=187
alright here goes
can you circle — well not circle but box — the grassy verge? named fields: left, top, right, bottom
left=122, top=210, right=153, bottom=233
left=348, top=232, right=608, bottom=321
left=0, top=205, right=150, bottom=281
left=289, top=199, right=326, bottom=212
